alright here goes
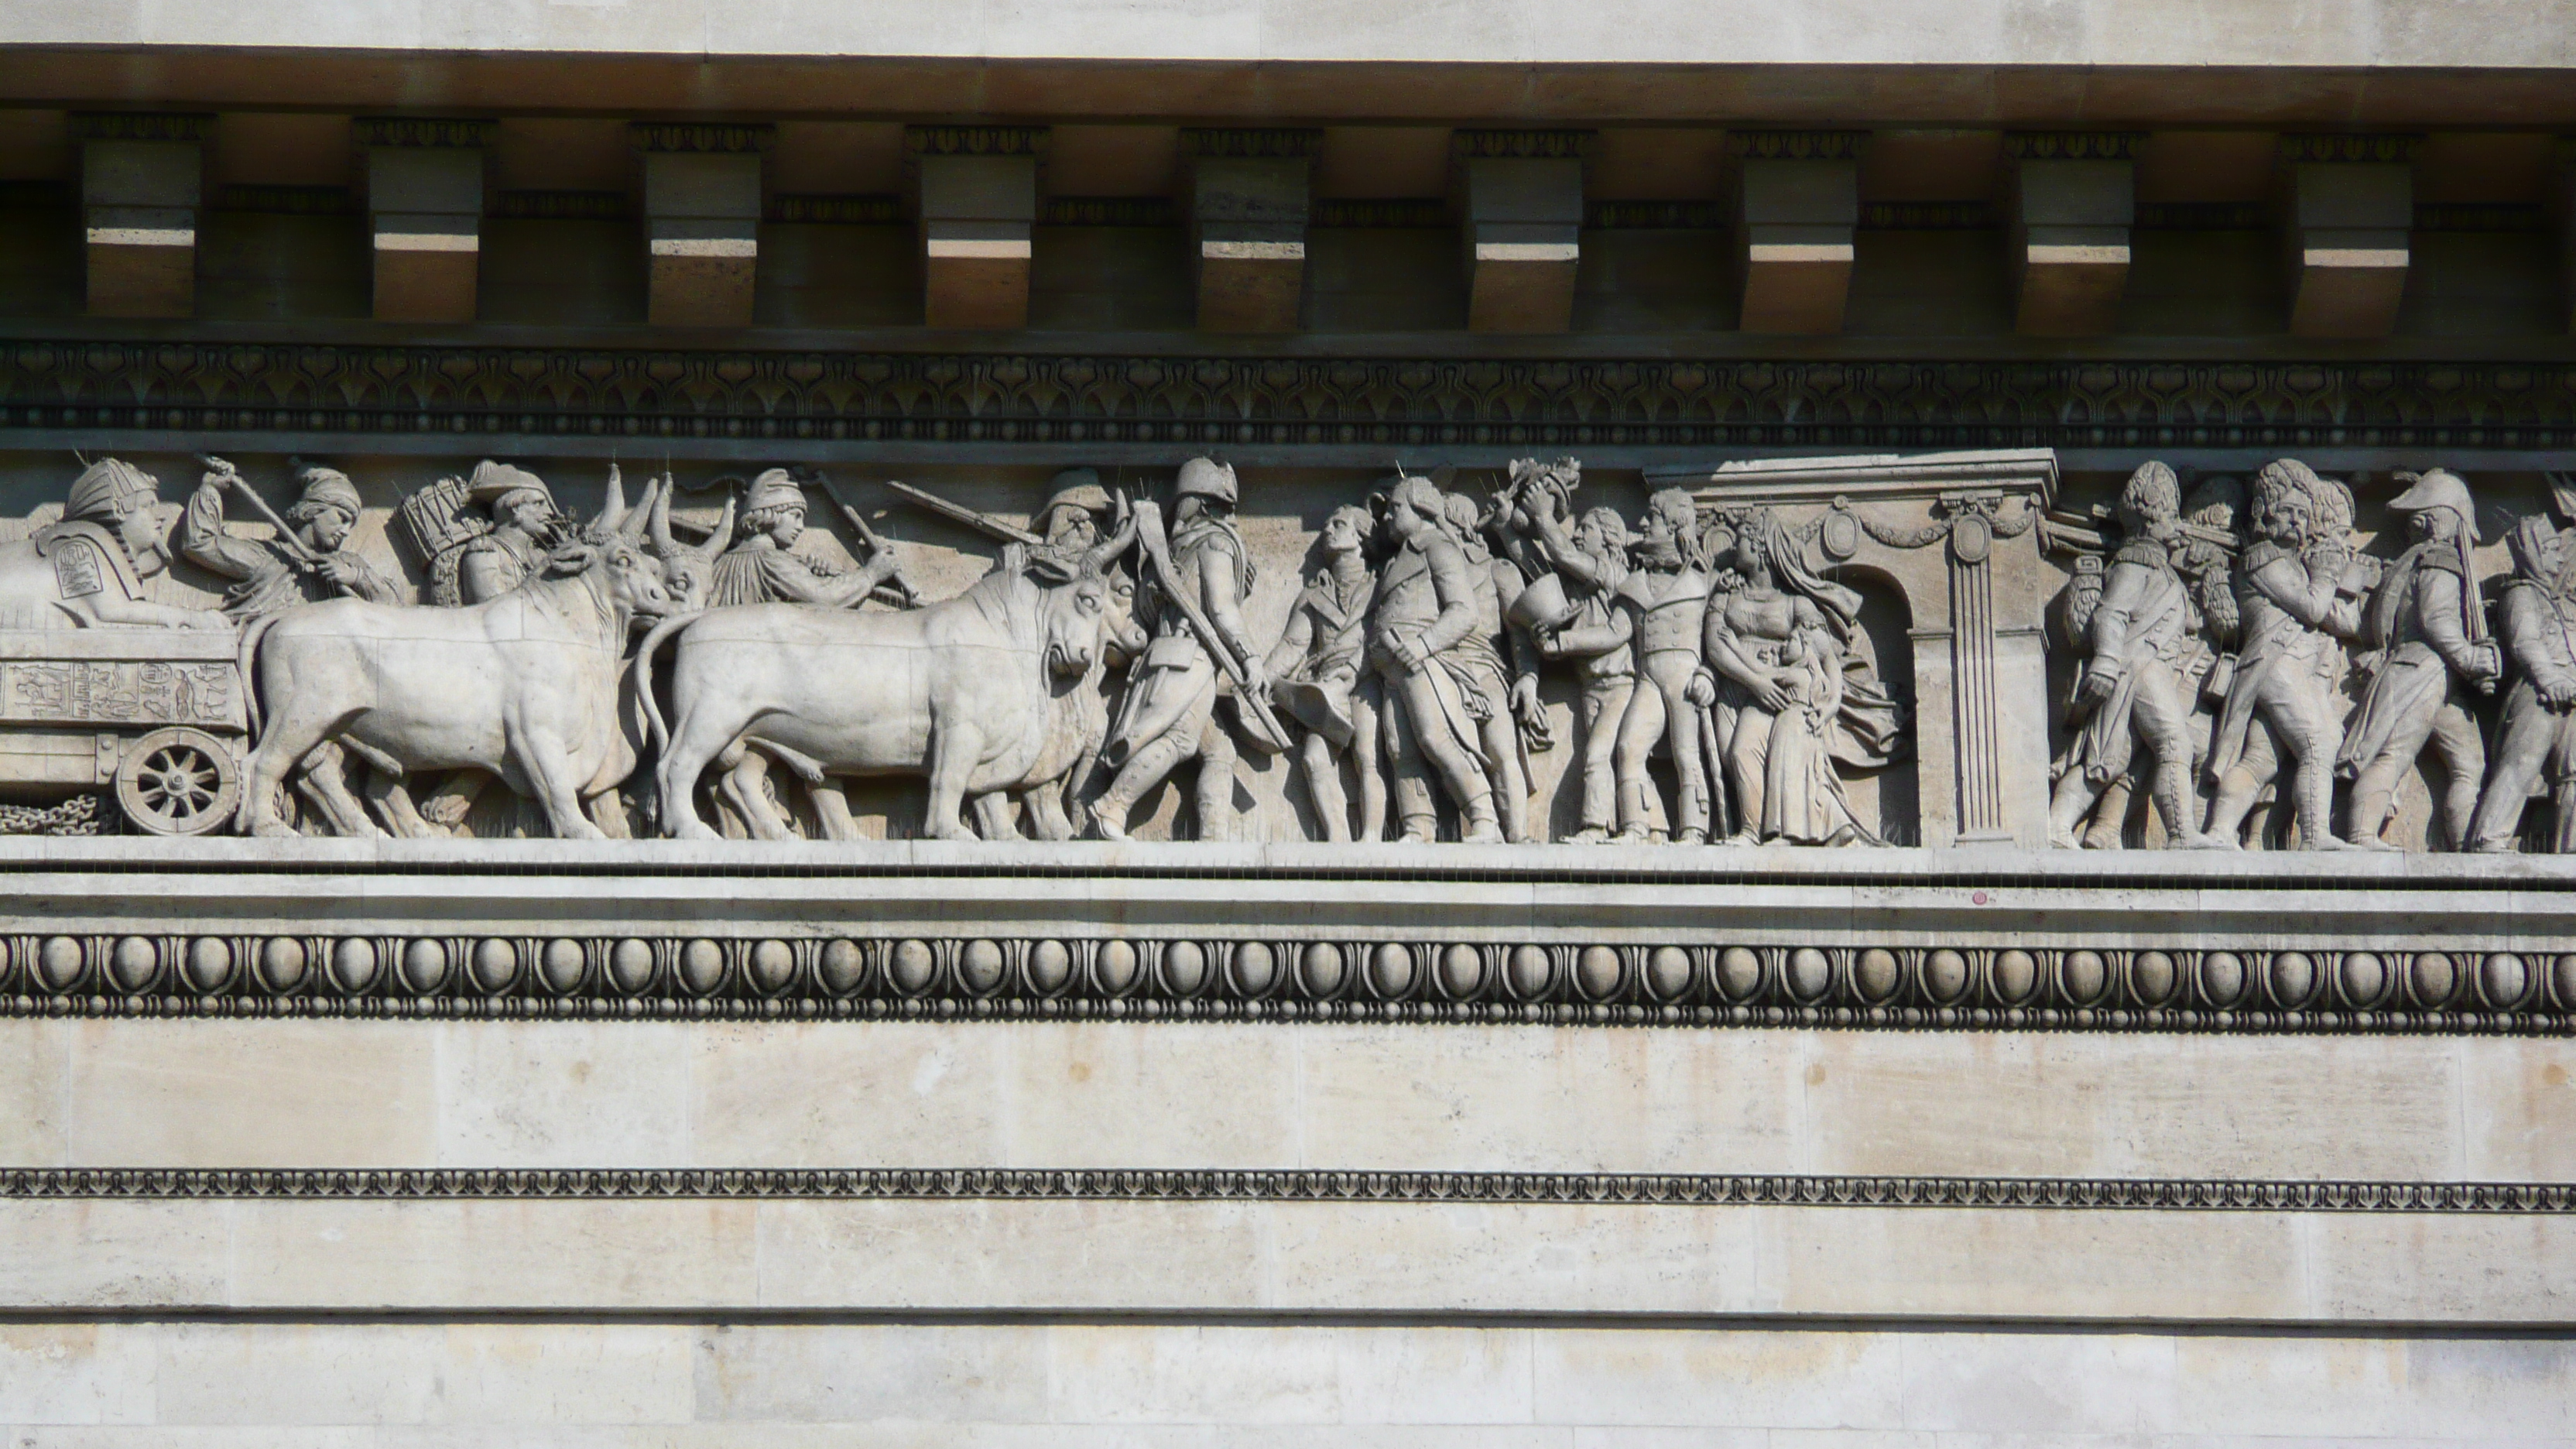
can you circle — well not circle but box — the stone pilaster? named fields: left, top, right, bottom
left=361, top=118, right=491, bottom=325
left=1732, top=131, right=1863, bottom=335
left=909, top=126, right=1046, bottom=331
left=2005, top=132, right=2140, bottom=337
left=1185, top=129, right=1317, bottom=334
left=75, top=113, right=207, bottom=320
left=2279, top=134, right=2419, bottom=340
left=634, top=122, right=772, bottom=329
left=1455, top=130, right=1588, bottom=334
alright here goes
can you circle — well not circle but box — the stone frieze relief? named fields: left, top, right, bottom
left=1, top=445, right=2574, bottom=855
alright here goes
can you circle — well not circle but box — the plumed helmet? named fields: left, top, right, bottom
left=1174, top=457, right=1238, bottom=506
left=466, top=460, right=557, bottom=515
left=2389, top=468, right=2479, bottom=542
left=65, top=457, right=159, bottom=521
left=291, top=461, right=362, bottom=519
left=741, top=467, right=807, bottom=516
left=2121, top=461, right=2181, bottom=522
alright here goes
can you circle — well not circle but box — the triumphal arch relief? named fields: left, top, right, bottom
left=2, top=442, right=2569, bottom=859
left=3, top=12, right=2575, bottom=1441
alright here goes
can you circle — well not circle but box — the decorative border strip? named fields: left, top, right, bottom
left=6, top=347, right=2574, bottom=451
left=4, top=932, right=2570, bottom=1033
left=4, top=1166, right=2566, bottom=1212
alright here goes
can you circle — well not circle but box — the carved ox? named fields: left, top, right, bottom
left=642, top=557, right=1116, bottom=841
left=235, top=481, right=676, bottom=839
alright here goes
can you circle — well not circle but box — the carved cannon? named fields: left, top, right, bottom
left=0, top=629, right=249, bottom=834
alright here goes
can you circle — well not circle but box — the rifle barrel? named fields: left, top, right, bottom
left=882, top=478, right=1042, bottom=548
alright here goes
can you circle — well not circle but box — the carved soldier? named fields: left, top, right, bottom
left=1028, top=468, right=1118, bottom=582
left=2334, top=468, right=2499, bottom=850
left=1367, top=473, right=1502, bottom=844
left=2047, top=462, right=2215, bottom=849
left=707, top=467, right=905, bottom=610
left=1091, top=458, right=1267, bottom=841
left=2200, top=459, right=2371, bottom=850
left=1701, top=508, right=1902, bottom=846
left=2466, top=514, right=2576, bottom=851
left=1528, top=505, right=1636, bottom=843
left=1264, top=504, right=1383, bottom=842
left=0, top=458, right=226, bottom=630
left=182, top=460, right=402, bottom=622
left=1441, top=491, right=1540, bottom=842
left=1543, top=490, right=1714, bottom=844
left=454, top=462, right=567, bottom=605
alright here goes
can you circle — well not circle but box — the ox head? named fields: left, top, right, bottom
left=645, top=471, right=736, bottom=613
left=540, top=464, right=677, bottom=620
left=1038, top=562, right=1118, bottom=681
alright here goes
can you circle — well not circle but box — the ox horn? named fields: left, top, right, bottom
left=698, top=490, right=737, bottom=560
left=623, top=469, right=661, bottom=542
left=647, top=469, right=679, bottom=555
left=597, top=461, right=629, bottom=535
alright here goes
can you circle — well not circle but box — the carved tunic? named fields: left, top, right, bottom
left=2064, top=539, right=2198, bottom=787
left=454, top=527, right=550, bottom=605
left=2209, top=540, right=2355, bottom=778
left=180, top=481, right=399, bottom=622
left=1280, top=568, right=1373, bottom=689
left=1369, top=530, right=1499, bottom=755
left=707, top=538, right=850, bottom=610
left=1622, top=565, right=1711, bottom=660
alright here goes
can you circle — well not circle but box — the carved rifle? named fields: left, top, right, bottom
left=1131, top=498, right=1295, bottom=756
left=882, top=478, right=1043, bottom=549
left=196, top=454, right=324, bottom=572
left=811, top=478, right=924, bottom=608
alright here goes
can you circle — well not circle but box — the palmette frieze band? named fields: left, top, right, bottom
left=5, top=1166, right=2570, bottom=1214
left=3, top=931, right=2571, bottom=1033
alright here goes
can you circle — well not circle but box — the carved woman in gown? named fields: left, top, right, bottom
left=1701, top=509, right=1906, bottom=846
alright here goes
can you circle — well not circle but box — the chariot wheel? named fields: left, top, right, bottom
left=114, top=728, right=242, bottom=837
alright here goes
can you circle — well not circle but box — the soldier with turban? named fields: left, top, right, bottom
left=183, top=458, right=402, bottom=622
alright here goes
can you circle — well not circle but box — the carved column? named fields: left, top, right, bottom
left=77, top=113, right=207, bottom=319
left=635, top=123, right=772, bottom=329
left=2279, top=134, right=2418, bottom=340
left=1454, top=130, right=1589, bottom=334
left=361, top=118, right=491, bottom=324
left=1187, top=129, right=1317, bottom=334
left=1664, top=448, right=2058, bottom=849
left=1730, top=131, right=1862, bottom=335
left=2006, top=132, right=2139, bottom=337
left=909, top=126, right=1046, bottom=331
